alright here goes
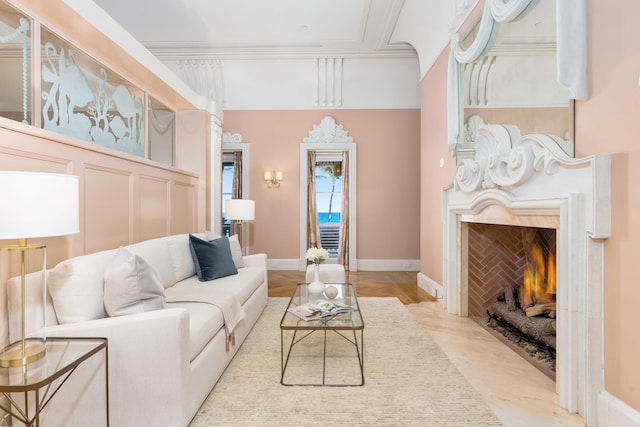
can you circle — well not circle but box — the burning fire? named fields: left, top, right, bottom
left=520, top=241, right=556, bottom=308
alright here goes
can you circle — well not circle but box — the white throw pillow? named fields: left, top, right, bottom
left=103, top=247, right=166, bottom=317
left=228, top=234, right=246, bottom=268
left=48, top=249, right=118, bottom=324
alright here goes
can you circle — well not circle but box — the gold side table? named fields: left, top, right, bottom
left=0, top=337, right=108, bottom=427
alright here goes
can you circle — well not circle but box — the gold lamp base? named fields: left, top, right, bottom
left=0, top=339, right=46, bottom=368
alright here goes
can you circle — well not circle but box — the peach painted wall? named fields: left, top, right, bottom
left=419, top=49, right=455, bottom=284
left=419, top=0, right=640, bottom=412
left=573, top=0, right=640, bottom=412
left=221, top=110, right=421, bottom=263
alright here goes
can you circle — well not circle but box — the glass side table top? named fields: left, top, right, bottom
left=280, top=283, right=364, bottom=330
left=0, top=337, right=107, bottom=391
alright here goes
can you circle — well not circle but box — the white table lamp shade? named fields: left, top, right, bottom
left=0, top=172, right=79, bottom=367
left=225, top=199, right=255, bottom=221
left=0, top=172, right=79, bottom=239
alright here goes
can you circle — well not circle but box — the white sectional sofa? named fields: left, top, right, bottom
left=7, top=232, right=268, bottom=427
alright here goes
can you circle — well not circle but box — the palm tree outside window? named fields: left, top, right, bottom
left=315, top=158, right=342, bottom=259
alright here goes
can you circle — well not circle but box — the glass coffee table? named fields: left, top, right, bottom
left=280, top=283, right=364, bottom=386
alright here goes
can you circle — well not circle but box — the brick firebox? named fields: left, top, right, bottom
left=466, top=223, right=556, bottom=317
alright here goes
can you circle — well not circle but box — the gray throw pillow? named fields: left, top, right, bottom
left=103, top=247, right=166, bottom=317
left=189, top=234, right=238, bottom=281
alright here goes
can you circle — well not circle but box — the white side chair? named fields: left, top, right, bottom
left=305, top=264, right=346, bottom=283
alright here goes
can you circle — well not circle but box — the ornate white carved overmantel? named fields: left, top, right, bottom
left=447, top=0, right=588, bottom=152
left=443, top=122, right=610, bottom=425
left=456, top=116, right=575, bottom=192
left=449, top=0, right=476, bottom=32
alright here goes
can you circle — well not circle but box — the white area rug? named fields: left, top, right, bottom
left=190, top=297, right=503, bottom=426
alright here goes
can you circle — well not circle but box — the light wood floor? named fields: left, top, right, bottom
left=268, top=270, right=435, bottom=305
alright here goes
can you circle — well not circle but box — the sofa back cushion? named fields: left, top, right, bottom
left=165, top=234, right=198, bottom=285
left=48, top=233, right=202, bottom=324
left=126, top=237, right=176, bottom=288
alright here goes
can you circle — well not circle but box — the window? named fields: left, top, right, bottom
left=0, top=0, right=179, bottom=165
left=40, top=28, right=146, bottom=157
left=221, top=157, right=234, bottom=237
left=148, top=97, right=175, bottom=166
left=315, top=154, right=342, bottom=258
left=0, top=3, right=31, bottom=125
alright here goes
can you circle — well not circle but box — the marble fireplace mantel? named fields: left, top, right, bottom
left=442, top=123, right=610, bottom=425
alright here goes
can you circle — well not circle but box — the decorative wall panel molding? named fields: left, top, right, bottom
left=176, top=59, right=225, bottom=106
left=303, top=116, right=353, bottom=144
left=316, top=58, right=343, bottom=107
left=463, top=56, right=495, bottom=107
left=222, top=132, right=242, bottom=144
left=449, top=0, right=475, bottom=31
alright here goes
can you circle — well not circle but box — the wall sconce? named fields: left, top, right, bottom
left=264, top=170, right=283, bottom=188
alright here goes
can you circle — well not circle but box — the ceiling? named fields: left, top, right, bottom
left=85, top=0, right=473, bottom=109
left=91, top=0, right=416, bottom=59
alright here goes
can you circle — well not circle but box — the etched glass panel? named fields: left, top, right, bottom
left=148, top=96, right=175, bottom=166
left=0, top=1, right=31, bottom=124
left=40, top=28, right=145, bottom=157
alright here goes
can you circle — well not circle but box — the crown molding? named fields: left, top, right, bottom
left=144, top=43, right=417, bottom=60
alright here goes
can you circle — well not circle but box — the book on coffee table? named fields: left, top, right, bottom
left=287, top=299, right=355, bottom=321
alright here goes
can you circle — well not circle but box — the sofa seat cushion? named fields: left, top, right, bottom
left=166, top=301, right=223, bottom=361
left=170, top=266, right=263, bottom=306
left=166, top=266, right=264, bottom=360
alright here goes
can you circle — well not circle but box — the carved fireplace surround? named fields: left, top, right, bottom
left=442, top=123, right=610, bottom=425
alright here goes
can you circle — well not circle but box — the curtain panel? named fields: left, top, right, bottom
left=338, top=151, right=349, bottom=268
left=307, top=151, right=320, bottom=249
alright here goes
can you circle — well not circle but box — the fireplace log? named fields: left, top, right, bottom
left=524, top=302, right=556, bottom=317
left=490, top=301, right=556, bottom=349
left=504, top=286, right=517, bottom=311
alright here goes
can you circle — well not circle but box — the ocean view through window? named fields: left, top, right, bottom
left=222, top=161, right=233, bottom=236
left=315, top=160, right=342, bottom=257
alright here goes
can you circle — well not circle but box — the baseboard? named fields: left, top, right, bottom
left=355, top=259, right=419, bottom=271
left=598, top=390, right=640, bottom=427
left=266, top=258, right=419, bottom=271
left=417, top=272, right=444, bottom=304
